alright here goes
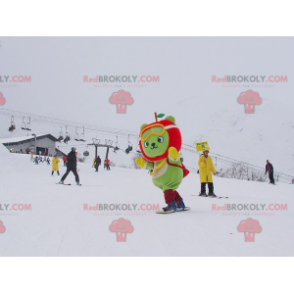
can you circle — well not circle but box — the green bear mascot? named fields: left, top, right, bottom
left=135, top=114, right=189, bottom=213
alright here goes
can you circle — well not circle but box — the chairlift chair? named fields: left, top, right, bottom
left=21, top=117, right=26, bottom=130
left=79, top=136, right=86, bottom=142
left=75, top=128, right=80, bottom=141
left=26, top=117, right=32, bottom=131
left=57, top=135, right=64, bottom=141
left=64, top=133, right=71, bottom=144
left=57, top=126, right=64, bottom=141
left=83, top=146, right=90, bottom=157
left=79, top=127, right=86, bottom=142
left=113, top=136, right=120, bottom=153
left=8, top=116, right=15, bottom=132
left=125, top=135, right=133, bottom=154
left=64, top=126, right=70, bottom=144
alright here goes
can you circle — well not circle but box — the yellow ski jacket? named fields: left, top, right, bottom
left=52, top=157, right=60, bottom=171
left=198, top=155, right=216, bottom=183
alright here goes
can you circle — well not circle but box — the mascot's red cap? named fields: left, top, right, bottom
left=139, top=118, right=182, bottom=162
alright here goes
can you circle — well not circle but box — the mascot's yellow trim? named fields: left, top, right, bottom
left=140, top=123, right=166, bottom=141
left=149, top=159, right=167, bottom=176
left=155, top=159, right=167, bottom=170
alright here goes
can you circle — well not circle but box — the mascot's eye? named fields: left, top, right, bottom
left=144, top=142, right=149, bottom=148
left=158, top=137, right=164, bottom=143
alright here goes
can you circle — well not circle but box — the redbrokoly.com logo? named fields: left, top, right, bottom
left=109, top=218, right=134, bottom=242
left=237, top=218, right=262, bottom=242
left=211, top=75, right=287, bottom=83
left=237, top=90, right=262, bottom=114
left=109, top=90, right=134, bottom=114
left=0, top=221, right=6, bottom=233
left=83, top=75, right=160, bottom=83
left=0, top=75, right=32, bottom=88
left=0, top=92, right=6, bottom=105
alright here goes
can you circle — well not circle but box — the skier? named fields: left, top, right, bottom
left=135, top=115, right=189, bottom=213
left=265, top=160, right=275, bottom=184
left=104, top=158, right=110, bottom=170
left=59, top=147, right=80, bottom=185
left=94, top=155, right=101, bottom=172
left=62, top=155, right=67, bottom=167
left=52, top=155, right=60, bottom=176
left=198, top=149, right=217, bottom=196
left=46, top=157, right=51, bottom=165
left=34, top=156, right=39, bottom=165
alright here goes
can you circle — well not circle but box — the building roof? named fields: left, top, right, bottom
left=0, top=134, right=59, bottom=144
left=55, top=148, right=67, bottom=157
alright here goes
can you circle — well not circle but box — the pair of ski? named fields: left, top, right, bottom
left=192, top=194, right=228, bottom=199
left=56, top=183, right=82, bottom=186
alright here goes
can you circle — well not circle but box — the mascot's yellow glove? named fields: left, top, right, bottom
left=135, top=157, right=147, bottom=168
left=168, top=147, right=180, bottom=160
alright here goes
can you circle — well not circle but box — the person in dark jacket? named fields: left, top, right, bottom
left=265, top=160, right=275, bottom=184
left=94, top=156, right=101, bottom=172
left=59, top=147, right=80, bottom=185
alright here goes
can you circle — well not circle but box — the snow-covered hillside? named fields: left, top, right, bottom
left=172, top=93, right=294, bottom=176
left=0, top=147, right=293, bottom=256
left=1, top=93, right=294, bottom=177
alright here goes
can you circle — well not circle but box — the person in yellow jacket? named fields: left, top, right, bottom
left=51, top=155, right=60, bottom=176
left=198, top=149, right=216, bottom=196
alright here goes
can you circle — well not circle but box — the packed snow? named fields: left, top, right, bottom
left=0, top=149, right=293, bottom=256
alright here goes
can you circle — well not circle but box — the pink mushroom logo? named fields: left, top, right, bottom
left=109, top=218, right=134, bottom=242
left=237, top=90, right=262, bottom=114
left=109, top=90, right=134, bottom=114
left=237, top=218, right=262, bottom=242
left=0, top=221, right=6, bottom=233
left=0, top=92, right=6, bottom=106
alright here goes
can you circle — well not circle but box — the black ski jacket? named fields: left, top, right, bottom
left=95, top=157, right=101, bottom=167
left=265, top=163, right=273, bottom=174
left=67, top=151, right=77, bottom=168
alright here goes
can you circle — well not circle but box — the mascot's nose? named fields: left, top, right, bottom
left=151, top=143, right=156, bottom=148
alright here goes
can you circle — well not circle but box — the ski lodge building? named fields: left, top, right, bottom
left=0, top=134, right=65, bottom=156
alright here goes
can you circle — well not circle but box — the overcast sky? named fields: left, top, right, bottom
left=0, top=37, right=294, bottom=172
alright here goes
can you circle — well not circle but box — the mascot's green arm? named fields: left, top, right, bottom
left=145, top=162, right=154, bottom=170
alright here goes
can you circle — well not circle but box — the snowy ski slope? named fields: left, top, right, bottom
left=0, top=147, right=293, bottom=256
